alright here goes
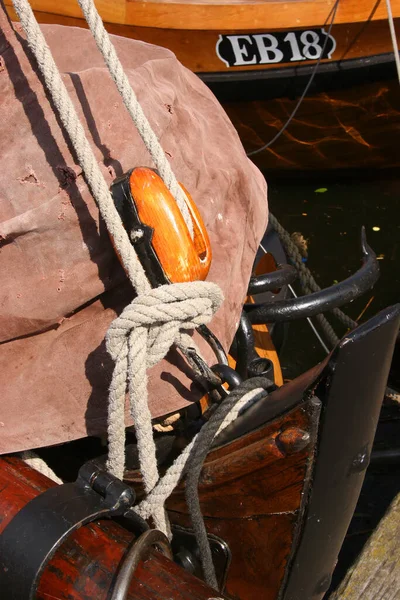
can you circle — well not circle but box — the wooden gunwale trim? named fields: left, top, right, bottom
left=5, top=0, right=400, bottom=31
left=5, top=5, right=400, bottom=74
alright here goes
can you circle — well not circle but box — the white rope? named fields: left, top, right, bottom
left=106, top=281, right=222, bottom=532
left=21, top=451, right=63, bottom=485
left=136, top=384, right=266, bottom=523
left=11, top=0, right=150, bottom=292
left=385, top=0, right=400, bottom=85
left=106, top=281, right=223, bottom=531
left=76, top=0, right=193, bottom=236
left=12, top=0, right=223, bottom=533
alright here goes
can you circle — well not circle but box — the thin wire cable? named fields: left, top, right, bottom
left=247, top=0, right=340, bottom=157
left=385, top=0, right=400, bottom=84
left=259, top=240, right=330, bottom=353
left=288, top=284, right=330, bottom=354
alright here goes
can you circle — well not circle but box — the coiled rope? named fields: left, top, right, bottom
left=11, top=0, right=223, bottom=533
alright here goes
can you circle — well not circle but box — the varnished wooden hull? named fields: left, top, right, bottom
left=0, top=457, right=231, bottom=600
left=4, top=1, right=399, bottom=74
left=212, top=55, right=400, bottom=172
left=5, top=0, right=400, bottom=171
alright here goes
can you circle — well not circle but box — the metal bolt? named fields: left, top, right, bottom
left=276, top=427, right=310, bottom=455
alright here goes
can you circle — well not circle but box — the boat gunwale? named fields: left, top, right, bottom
left=5, top=0, right=400, bottom=31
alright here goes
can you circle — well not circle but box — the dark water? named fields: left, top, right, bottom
left=267, top=169, right=400, bottom=378
left=265, top=169, right=400, bottom=593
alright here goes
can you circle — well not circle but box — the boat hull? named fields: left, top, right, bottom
left=5, top=2, right=400, bottom=171
left=211, top=55, right=400, bottom=172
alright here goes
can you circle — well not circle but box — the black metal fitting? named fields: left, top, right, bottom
left=248, top=263, right=297, bottom=295
left=212, top=363, right=243, bottom=388
left=171, top=525, right=231, bottom=591
left=110, top=529, right=173, bottom=600
left=0, top=463, right=146, bottom=600
left=197, top=323, right=229, bottom=366
left=235, top=312, right=275, bottom=381
left=78, top=462, right=135, bottom=515
left=247, top=356, right=274, bottom=379
left=111, top=168, right=170, bottom=288
left=211, top=364, right=243, bottom=398
left=245, top=228, right=379, bottom=324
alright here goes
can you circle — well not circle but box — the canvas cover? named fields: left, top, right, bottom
left=0, top=10, right=268, bottom=453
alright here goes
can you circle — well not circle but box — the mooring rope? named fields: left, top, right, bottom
left=21, top=451, right=63, bottom=485
left=184, top=378, right=272, bottom=588
left=106, top=282, right=223, bottom=532
left=76, top=0, right=193, bottom=236
left=11, top=0, right=149, bottom=292
left=136, top=381, right=267, bottom=521
left=11, top=0, right=223, bottom=533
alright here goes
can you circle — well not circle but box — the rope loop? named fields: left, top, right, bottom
left=106, top=282, right=223, bottom=369
left=106, top=281, right=223, bottom=532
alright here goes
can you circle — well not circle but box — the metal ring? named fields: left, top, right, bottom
left=211, top=364, right=243, bottom=399
left=110, top=529, right=173, bottom=600
left=197, top=324, right=229, bottom=366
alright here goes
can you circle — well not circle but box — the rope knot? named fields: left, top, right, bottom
left=106, top=281, right=223, bottom=367
left=105, top=280, right=223, bottom=496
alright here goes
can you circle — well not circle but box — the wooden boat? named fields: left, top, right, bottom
left=5, top=0, right=400, bottom=171
left=1, top=5, right=400, bottom=599
left=1, top=291, right=399, bottom=600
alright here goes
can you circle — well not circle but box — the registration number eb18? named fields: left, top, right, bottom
left=216, top=29, right=336, bottom=68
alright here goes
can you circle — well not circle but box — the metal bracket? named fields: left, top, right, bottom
left=171, top=524, right=231, bottom=591
left=248, top=263, right=297, bottom=295
left=0, top=463, right=146, bottom=600
left=110, top=168, right=170, bottom=288
left=245, top=228, right=380, bottom=323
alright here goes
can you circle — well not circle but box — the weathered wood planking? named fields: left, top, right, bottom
left=330, top=492, right=400, bottom=600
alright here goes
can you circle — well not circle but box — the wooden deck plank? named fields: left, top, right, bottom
left=330, top=492, right=400, bottom=600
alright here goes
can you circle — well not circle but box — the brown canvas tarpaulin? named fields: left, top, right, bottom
left=0, top=10, right=268, bottom=453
